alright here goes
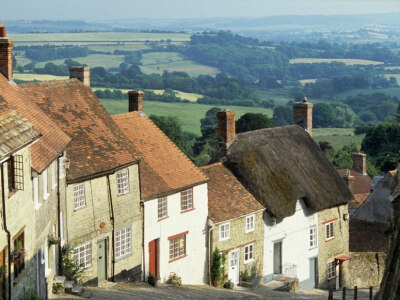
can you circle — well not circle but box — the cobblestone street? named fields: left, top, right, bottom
left=51, top=282, right=377, bottom=300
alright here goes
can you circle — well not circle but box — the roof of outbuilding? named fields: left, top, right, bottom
left=200, top=162, right=264, bottom=223
left=337, top=169, right=372, bottom=195
left=0, top=76, right=70, bottom=173
left=19, top=79, right=140, bottom=181
left=0, top=98, right=40, bottom=159
left=349, top=219, right=387, bottom=252
left=224, top=125, right=353, bottom=219
left=113, top=111, right=208, bottom=200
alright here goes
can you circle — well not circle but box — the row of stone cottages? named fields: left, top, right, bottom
left=0, top=23, right=352, bottom=299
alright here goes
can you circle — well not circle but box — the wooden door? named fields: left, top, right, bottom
left=273, top=242, right=282, bottom=274
left=0, top=249, right=6, bottom=300
left=148, top=239, right=158, bottom=278
left=97, top=239, right=107, bottom=283
left=228, top=249, right=240, bottom=284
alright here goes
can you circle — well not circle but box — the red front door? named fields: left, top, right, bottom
left=148, top=239, right=158, bottom=278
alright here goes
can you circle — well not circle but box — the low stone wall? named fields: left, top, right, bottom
left=348, top=252, right=386, bottom=288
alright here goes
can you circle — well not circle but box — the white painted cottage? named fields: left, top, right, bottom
left=113, top=91, right=209, bottom=284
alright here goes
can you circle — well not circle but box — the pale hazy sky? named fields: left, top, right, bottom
left=1, top=0, right=399, bottom=21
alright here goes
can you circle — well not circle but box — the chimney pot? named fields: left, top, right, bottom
left=293, top=99, right=313, bottom=136
left=343, top=169, right=355, bottom=193
left=128, top=90, right=144, bottom=112
left=69, top=66, right=90, bottom=87
left=0, top=23, right=13, bottom=80
left=217, top=110, right=236, bottom=154
left=0, top=26, right=6, bottom=38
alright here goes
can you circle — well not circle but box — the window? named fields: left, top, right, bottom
left=310, top=226, right=317, bottom=248
left=244, top=243, right=254, bottom=263
left=219, top=222, right=230, bottom=241
left=59, top=157, right=66, bottom=179
left=73, top=242, right=92, bottom=269
left=180, top=189, right=193, bottom=211
left=52, top=161, right=57, bottom=189
left=42, top=169, right=49, bottom=200
left=327, top=260, right=335, bottom=279
left=245, top=215, right=255, bottom=233
left=13, top=231, right=25, bottom=278
left=325, top=222, right=334, bottom=241
left=115, top=227, right=132, bottom=259
left=169, top=232, right=187, bottom=261
left=73, top=183, right=86, bottom=210
left=33, top=177, right=41, bottom=210
left=157, top=197, right=168, bottom=219
left=116, top=169, right=129, bottom=196
left=7, top=155, right=24, bottom=192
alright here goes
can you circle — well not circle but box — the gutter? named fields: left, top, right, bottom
left=106, top=175, right=115, bottom=282
left=1, top=162, right=12, bottom=300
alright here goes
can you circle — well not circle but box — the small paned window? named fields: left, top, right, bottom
left=327, top=260, right=335, bottom=279
left=219, top=223, right=230, bottom=241
left=244, top=243, right=254, bottom=263
left=73, top=242, right=92, bottom=269
left=73, top=183, right=86, bottom=210
left=7, top=155, right=24, bottom=192
left=115, top=227, right=132, bottom=259
left=158, top=197, right=168, bottom=219
left=180, top=189, right=193, bottom=211
left=325, top=222, right=334, bottom=241
left=13, top=231, right=25, bottom=278
left=245, top=215, right=255, bottom=233
left=116, top=169, right=129, bottom=196
left=169, top=234, right=186, bottom=261
left=310, top=226, right=317, bottom=248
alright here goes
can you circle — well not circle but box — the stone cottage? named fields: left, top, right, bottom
left=113, top=91, right=209, bottom=284
left=200, top=162, right=264, bottom=286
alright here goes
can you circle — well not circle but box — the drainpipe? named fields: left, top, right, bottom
left=208, top=225, right=213, bottom=285
left=106, top=175, right=115, bottom=281
left=1, top=162, right=12, bottom=300
left=56, top=154, right=62, bottom=274
left=140, top=200, right=145, bottom=282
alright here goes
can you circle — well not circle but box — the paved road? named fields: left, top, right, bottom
left=51, top=282, right=377, bottom=300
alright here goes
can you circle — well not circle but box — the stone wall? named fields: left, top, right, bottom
left=348, top=252, right=385, bottom=288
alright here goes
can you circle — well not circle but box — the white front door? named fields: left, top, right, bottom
left=228, top=249, right=240, bottom=284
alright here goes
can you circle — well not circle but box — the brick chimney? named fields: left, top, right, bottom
left=217, top=109, right=236, bottom=154
left=293, top=97, right=313, bottom=136
left=0, top=23, right=14, bottom=80
left=69, top=66, right=90, bottom=87
left=128, top=90, right=144, bottom=112
left=343, top=169, right=355, bottom=193
left=353, top=151, right=367, bottom=175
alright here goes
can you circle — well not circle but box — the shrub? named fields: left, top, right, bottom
left=166, top=272, right=182, bottom=287
left=211, top=248, right=226, bottom=287
left=61, top=244, right=84, bottom=283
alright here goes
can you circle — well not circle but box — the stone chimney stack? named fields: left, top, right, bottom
left=293, top=97, right=313, bottom=136
left=343, top=169, right=355, bottom=193
left=353, top=151, right=367, bottom=175
left=128, top=90, right=144, bottom=112
left=217, top=109, right=236, bottom=154
left=69, top=66, right=90, bottom=87
left=0, top=23, right=14, bottom=81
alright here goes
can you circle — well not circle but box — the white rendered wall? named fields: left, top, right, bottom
left=263, top=200, right=318, bottom=289
left=144, top=183, right=208, bottom=284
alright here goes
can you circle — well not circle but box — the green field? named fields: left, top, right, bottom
left=86, top=44, right=150, bottom=52
left=336, top=87, right=400, bottom=99
left=313, top=128, right=365, bottom=149
left=14, top=73, right=68, bottom=81
left=35, top=54, right=125, bottom=69
left=140, top=52, right=219, bottom=77
left=9, top=32, right=191, bottom=43
left=384, top=74, right=400, bottom=83
left=100, top=99, right=272, bottom=135
left=289, top=58, right=384, bottom=65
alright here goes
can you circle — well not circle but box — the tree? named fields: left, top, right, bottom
left=397, top=102, right=400, bottom=123
left=236, top=113, right=274, bottom=133
left=273, top=106, right=293, bottom=126
left=313, top=103, right=335, bottom=128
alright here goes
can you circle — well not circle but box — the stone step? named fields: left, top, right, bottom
left=71, top=284, right=83, bottom=296
left=53, top=276, right=66, bottom=284
left=64, top=280, right=74, bottom=293
left=81, top=290, right=92, bottom=298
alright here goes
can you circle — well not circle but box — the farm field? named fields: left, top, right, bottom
left=336, top=87, right=400, bottom=99
left=313, top=128, right=365, bottom=149
left=100, top=99, right=272, bottom=135
left=9, top=32, right=191, bottom=44
left=289, top=58, right=384, bottom=65
left=13, top=73, right=68, bottom=81
left=140, top=52, right=220, bottom=77
left=85, top=44, right=150, bottom=52
left=384, top=74, right=400, bottom=83
left=299, top=79, right=317, bottom=85
left=385, top=66, right=400, bottom=70
left=36, top=54, right=125, bottom=69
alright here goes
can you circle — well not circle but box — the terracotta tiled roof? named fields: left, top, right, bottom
left=0, top=76, right=70, bottom=173
left=19, top=79, right=140, bottom=181
left=337, top=169, right=372, bottom=195
left=349, top=219, right=387, bottom=252
left=389, top=169, right=397, bottom=177
left=113, top=111, right=208, bottom=200
left=349, top=193, right=371, bottom=210
left=200, top=162, right=264, bottom=223
left=0, top=98, right=40, bottom=159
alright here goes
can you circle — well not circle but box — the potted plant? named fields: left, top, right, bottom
left=147, top=273, right=158, bottom=287
left=48, top=234, right=60, bottom=246
left=166, top=272, right=182, bottom=287
left=10, top=241, right=26, bottom=262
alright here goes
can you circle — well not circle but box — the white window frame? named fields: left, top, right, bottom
left=42, top=169, right=49, bottom=200
left=310, top=225, right=317, bottom=248
left=245, top=214, right=255, bottom=233
left=116, top=169, right=129, bottom=196
left=327, top=260, right=335, bottom=279
left=73, top=242, right=92, bottom=269
left=180, top=189, right=193, bottom=211
left=157, top=197, right=168, bottom=219
left=51, top=161, right=57, bottom=189
left=325, top=222, right=334, bottom=241
left=33, top=177, right=41, bottom=211
left=115, top=226, right=132, bottom=259
left=219, top=222, right=230, bottom=241
left=59, top=157, right=66, bottom=179
left=244, top=243, right=254, bottom=264
left=73, top=183, right=86, bottom=210
left=44, top=239, right=51, bottom=277
left=169, top=234, right=186, bottom=261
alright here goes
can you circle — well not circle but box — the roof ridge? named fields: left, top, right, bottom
left=200, top=162, right=222, bottom=170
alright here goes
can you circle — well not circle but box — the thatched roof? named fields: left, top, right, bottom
left=351, top=172, right=393, bottom=223
left=225, top=125, right=353, bottom=219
